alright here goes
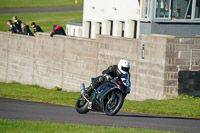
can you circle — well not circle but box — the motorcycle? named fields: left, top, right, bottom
left=75, top=73, right=131, bottom=116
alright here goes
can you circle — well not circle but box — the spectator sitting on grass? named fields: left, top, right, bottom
left=7, top=20, right=17, bottom=33
left=50, top=25, right=66, bottom=37
left=12, top=16, right=22, bottom=34
left=21, top=23, right=34, bottom=36
left=31, top=22, right=43, bottom=34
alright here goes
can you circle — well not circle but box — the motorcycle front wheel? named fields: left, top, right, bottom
left=75, top=95, right=90, bottom=114
left=105, top=91, right=125, bottom=116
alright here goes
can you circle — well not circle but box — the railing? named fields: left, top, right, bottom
left=189, top=49, right=200, bottom=70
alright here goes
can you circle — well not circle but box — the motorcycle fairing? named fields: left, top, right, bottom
left=91, top=81, right=121, bottom=111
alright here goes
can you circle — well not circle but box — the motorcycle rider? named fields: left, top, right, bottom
left=86, top=59, right=130, bottom=96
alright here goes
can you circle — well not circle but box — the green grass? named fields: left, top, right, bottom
left=0, top=11, right=83, bottom=33
left=0, top=0, right=83, bottom=8
left=122, top=95, right=200, bottom=118
left=0, top=82, right=200, bottom=118
left=0, top=82, right=79, bottom=106
left=0, top=119, right=181, bottom=133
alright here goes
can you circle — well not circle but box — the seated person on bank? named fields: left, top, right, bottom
left=21, top=23, right=34, bottom=36
left=31, top=22, right=43, bottom=34
left=50, top=25, right=66, bottom=37
left=7, top=20, right=17, bottom=33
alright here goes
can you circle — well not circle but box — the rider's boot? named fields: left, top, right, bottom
left=85, top=76, right=104, bottom=97
left=85, top=85, right=94, bottom=97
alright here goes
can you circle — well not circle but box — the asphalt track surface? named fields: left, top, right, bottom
left=0, top=97, right=200, bottom=133
left=0, top=6, right=83, bottom=14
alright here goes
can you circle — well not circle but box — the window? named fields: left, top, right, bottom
left=195, top=0, right=200, bottom=18
left=85, top=21, right=92, bottom=38
left=95, top=22, right=102, bottom=35
left=129, top=20, right=138, bottom=38
left=118, top=21, right=125, bottom=37
left=110, top=21, right=113, bottom=36
left=141, top=0, right=152, bottom=19
left=141, top=0, right=200, bottom=21
left=133, top=21, right=138, bottom=38
left=73, top=29, right=75, bottom=37
left=154, top=0, right=199, bottom=20
left=99, top=23, right=102, bottom=35
left=155, top=0, right=170, bottom=18
left=171, top=0, right=193, bottom=19
left=106, top=20, right=113, bottom=36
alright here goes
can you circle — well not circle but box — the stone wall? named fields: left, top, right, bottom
left=0, top=31, right=200, bottom=100
left=164, top=37, right=200, bottom=98
left=97, top=35, right=168, bottom=100
left=136, top=35, right=167, bottom=100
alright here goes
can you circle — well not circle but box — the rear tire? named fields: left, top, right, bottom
left=75, top=95, right=90, bottom=114
left=105, top=92, right=124, bottom=116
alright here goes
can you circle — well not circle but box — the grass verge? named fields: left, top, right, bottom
left=0, top=82, right=79, bottom=106
left=0, top=82, right=200, bottom=118
left=0, top=11, right=82, bottom=33
left=0, top=119, right=181, bottom=133
left=122, top=95, right=200, bottom=118
left=0, top=0, right=83, bottom=8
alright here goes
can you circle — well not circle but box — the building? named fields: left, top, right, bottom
left=140, top=0, right=200, bottom=36
left=67, top=0, right=200, bottom=38
left=82, top=0, right=140, bottom=39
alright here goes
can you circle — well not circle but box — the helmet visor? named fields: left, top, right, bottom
left=121, top=66, right=129, bottom=72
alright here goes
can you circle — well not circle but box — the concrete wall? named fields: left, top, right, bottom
left=0, top=32, right=35, bottom=84
left=0, top=32, right=200, bottom=100
left=0, top=32, right=98, bottom=92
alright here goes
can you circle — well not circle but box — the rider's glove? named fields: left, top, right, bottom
left=126, top=87, right=131, bottom=94
left=103, top=74, right=112, bottom=81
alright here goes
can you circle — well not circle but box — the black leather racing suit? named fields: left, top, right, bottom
left=87, top=65, right=130, bottom=95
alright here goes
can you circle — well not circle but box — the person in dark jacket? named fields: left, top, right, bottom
left=12, top=16, right=22, bottom=34
left=31, top=22, right=43, bottom=34
left=50, top=25, right=66, bottom=37
left=7, top=20, right=17, bottom=33
left=21, top=23, right=34, bottom=36
left=85, top=59, right=131, bottom=96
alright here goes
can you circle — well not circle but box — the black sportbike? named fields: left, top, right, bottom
left=75, top=73, right=130, bottom=116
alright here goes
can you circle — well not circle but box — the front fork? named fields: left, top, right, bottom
left=80, top=83, right=92, bottom=109
left=107, top=91, right=117, bottom=104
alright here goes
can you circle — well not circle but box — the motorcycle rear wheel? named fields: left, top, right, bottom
left=75, top=95, right=90, bottom=114
left=105, top=91, right=124, bottom=116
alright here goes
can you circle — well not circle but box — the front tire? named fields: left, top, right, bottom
left=105, top=91, right=125, bottom=116
left=75, top=95, right=90, bottom=114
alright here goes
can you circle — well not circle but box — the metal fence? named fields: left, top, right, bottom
left=190, top=49, right=200, bottom=71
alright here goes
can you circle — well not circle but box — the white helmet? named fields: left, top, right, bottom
left=118, top=59, right=130, bottom=74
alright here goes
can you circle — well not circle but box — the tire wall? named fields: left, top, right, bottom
left=178, top=71, right=200, bottom=97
